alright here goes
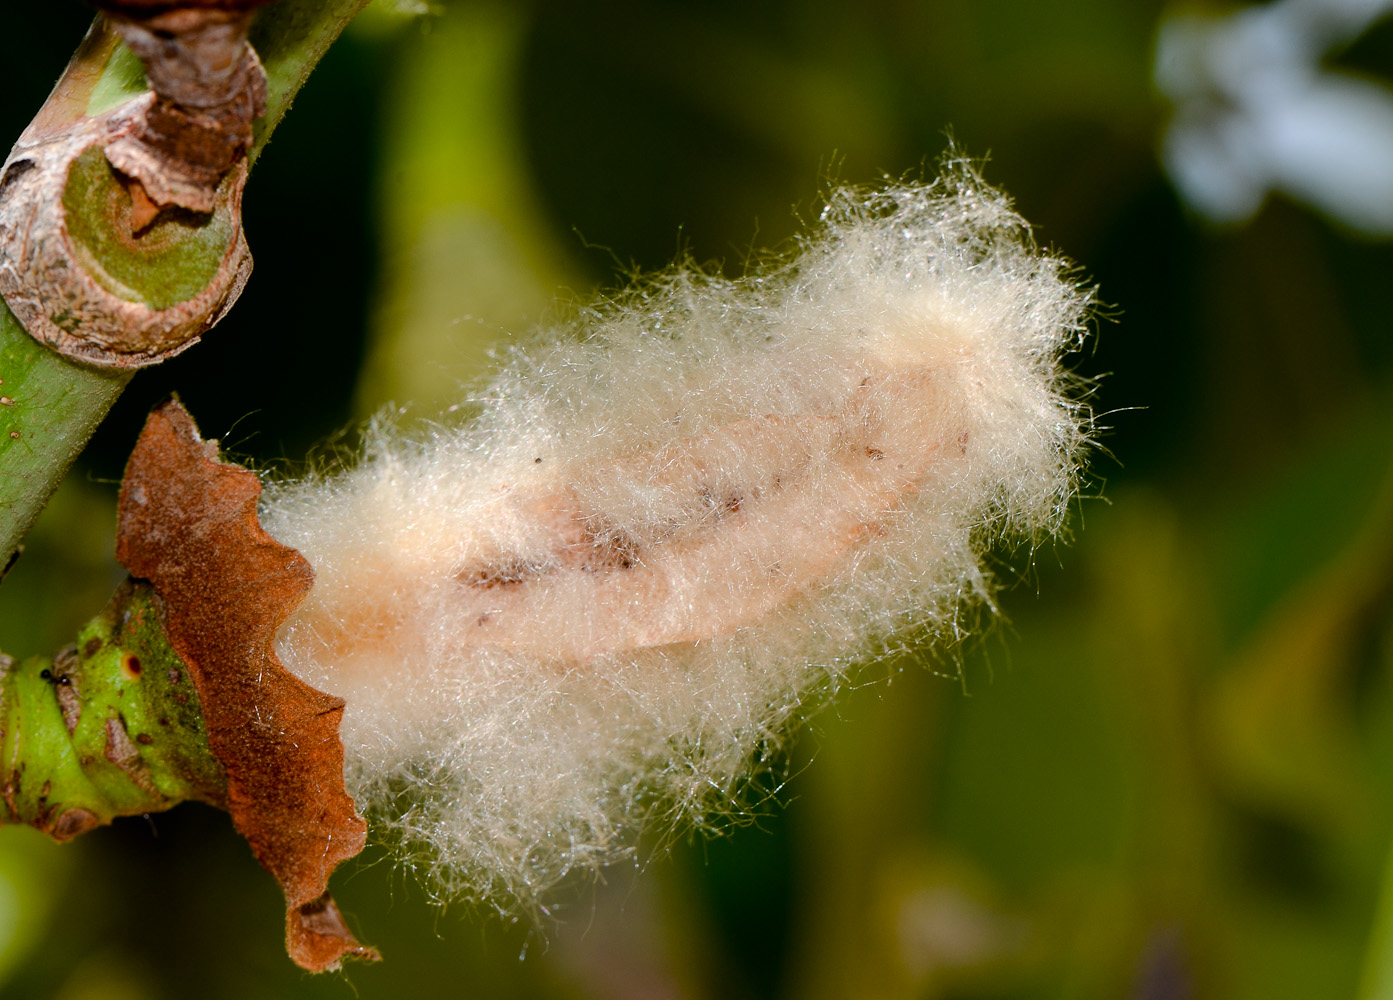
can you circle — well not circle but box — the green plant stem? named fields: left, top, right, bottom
left=0, top=305, right=130, bottom=568
left=250, top=0, right=377, bottom=161
left=0, top=0, right=372, bottom=575
left=1359, top=827, right=1393, bottom=999
left=0, top=579, right=223, bottom=838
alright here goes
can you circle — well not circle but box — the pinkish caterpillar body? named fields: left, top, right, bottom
left=262, top=165, right=1093, bottom=910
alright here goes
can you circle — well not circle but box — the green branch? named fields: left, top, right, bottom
left=0, top=0, right=371, bottom=573
left=0, top=580, right=224, bottom=839
left=0, top=306, right=129, bottom=567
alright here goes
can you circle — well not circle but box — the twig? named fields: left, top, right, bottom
left=0, top=0, right=371, bottom=573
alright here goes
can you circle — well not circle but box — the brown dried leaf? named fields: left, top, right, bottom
left=116, top=399, right=378, bottom=971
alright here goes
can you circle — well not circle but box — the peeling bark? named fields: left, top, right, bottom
left=94, top=0, right=274, bottom=218
left=0, top=18, right=253, bottom=367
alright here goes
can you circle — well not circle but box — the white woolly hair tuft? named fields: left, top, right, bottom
left=261, top=160, right=1095, bottom=912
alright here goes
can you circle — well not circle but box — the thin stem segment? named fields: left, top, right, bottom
left=0, top=303, right=130, bottom=568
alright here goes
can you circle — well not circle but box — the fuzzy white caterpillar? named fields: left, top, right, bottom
left=261, top=165, right=1093, bottom=910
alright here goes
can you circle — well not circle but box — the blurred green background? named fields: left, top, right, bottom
left=5, top=0, right=1393, bottom=996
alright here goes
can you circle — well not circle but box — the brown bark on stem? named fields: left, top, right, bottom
left=93, top=0, right=274, bottom=221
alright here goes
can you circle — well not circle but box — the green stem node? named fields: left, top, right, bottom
left=0, top=579, right=224, bottom=840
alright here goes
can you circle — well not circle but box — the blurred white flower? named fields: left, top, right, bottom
left=1156, top=0, right=1393, bottom=233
